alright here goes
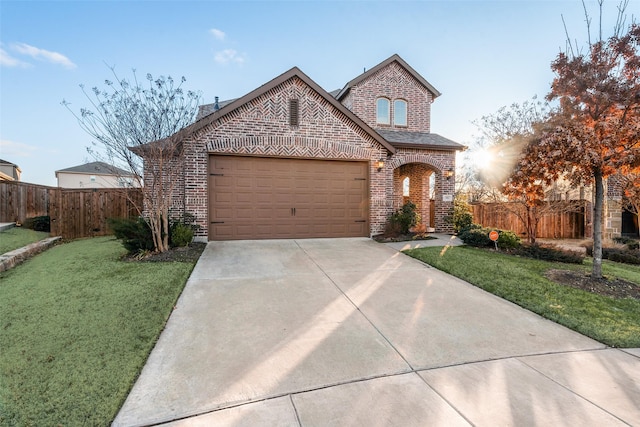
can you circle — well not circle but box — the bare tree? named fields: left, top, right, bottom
left=466, top=97, right=562, bottom=243
left=63, top=67, right=201, bottom=252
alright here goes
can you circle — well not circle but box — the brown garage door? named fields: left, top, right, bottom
left=209, top=156, right=369, bottom=240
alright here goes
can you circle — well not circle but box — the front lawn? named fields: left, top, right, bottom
left=404, top=246, right=640, bottom=348
left=0, top=237, right=197, bottom=426
left=0, top=227, right=50, bottom=254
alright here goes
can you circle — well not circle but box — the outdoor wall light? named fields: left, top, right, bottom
left=376, top=158, right=385, bottom=172
left=444, top=169, right=454, bottom=180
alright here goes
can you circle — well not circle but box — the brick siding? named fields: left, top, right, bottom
left=343, top=62, right=434, bottom=133
left=164, top=61, right=457, bottom=239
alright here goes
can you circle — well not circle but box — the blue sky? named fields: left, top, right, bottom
left=1, top=0, right=637, bottom=185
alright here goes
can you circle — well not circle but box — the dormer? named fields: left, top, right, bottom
left=336, top=54, right=441, bottom=133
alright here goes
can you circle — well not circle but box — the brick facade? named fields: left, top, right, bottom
left=342, top=62, right=433, bottom=133
left=152, top=56, right=460, bottom=240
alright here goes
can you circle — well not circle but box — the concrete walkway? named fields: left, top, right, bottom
left=114, top=238, right=640, bottom=427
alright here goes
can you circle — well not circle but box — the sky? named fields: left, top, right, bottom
left=1, top=0, right=638, bottom=186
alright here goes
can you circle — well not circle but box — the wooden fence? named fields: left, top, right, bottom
left=0, top=181, right=52, bottom=223
left=471, top=201, right=591, bottom=239
left=0, top=181, right=142, bottom=239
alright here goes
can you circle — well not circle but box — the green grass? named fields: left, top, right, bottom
left=0, top=228, right=50, bottom=254
left=0, top=237, right=196, bottom=426
left=404, top=246, right=640, bottom=348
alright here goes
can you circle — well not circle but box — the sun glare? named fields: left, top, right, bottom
left=473, top=148, right=493, bottom=170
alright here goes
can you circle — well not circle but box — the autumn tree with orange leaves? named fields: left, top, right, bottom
left=519, top=6, right=639, bottom=278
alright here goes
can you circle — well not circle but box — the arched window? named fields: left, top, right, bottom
left=403, top=177, right=410, bottom=197
left=394, top=99, right=407, bottom=126
left=376, top=98, right=390, bottom=125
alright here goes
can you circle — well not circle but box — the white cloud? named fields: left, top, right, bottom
left=209, top=28, right=226, bottom=41
left=214, top=49, right=246, bottom=65
left=0, top=47, right=29, bottom=68
left=10, top=42, right=76, bottom=69
left=0, top=139, right=37, bottom=157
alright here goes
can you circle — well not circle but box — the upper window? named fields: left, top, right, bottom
left=376, top=98, right=390, bottom=124
left=394, top=100, right=407, bottom=126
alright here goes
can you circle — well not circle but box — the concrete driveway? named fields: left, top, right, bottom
left=114, top=238, right=640, bottom=426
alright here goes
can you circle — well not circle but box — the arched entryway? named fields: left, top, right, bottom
left=393, top=162, right=441, bottom=231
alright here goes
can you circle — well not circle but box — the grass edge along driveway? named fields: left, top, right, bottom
left=0, top=237, right=196, bottom=426
left=405, top=245, right=640, bottom=349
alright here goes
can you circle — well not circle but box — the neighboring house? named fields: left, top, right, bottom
left=544, top=176, right=639, bottom=239
left=55, top=161, right=138, bottom=189
left=0, top=159, right=21, bottom=181
left=139, top=54, right=466, bottom=241
left=604, top=177, right=639, bottom=238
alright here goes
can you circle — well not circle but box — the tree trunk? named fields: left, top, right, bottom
left=162, top=209, right=169, bottom=252
left=592, top=171, right=604, bottom=279
left=528, top=205, right=537, bottom=245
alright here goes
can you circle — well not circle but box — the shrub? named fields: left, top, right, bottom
left=458, top=226, right=492, bottom=247
left=23, top=216, right=50, bottom=232
left=459, top=225, right=521, bottom=249
left=613, top=236, right=640, bottom=250
left=108, top=217, right=154, bottom=253
left=447, top=196, right=474, bottom=233
left=512, top=244, right=584, bottom=264
left=386, top=202, right=418, bottom=235
left=498, top=230, right=521, bottom=249
left=170, top=223, right=193, bottom=247
left=603, top=248, right=640, bottom=265
left=581, top=239, right=640, bottom=265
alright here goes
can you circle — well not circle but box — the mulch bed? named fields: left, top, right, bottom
left=545, top=269, right=640, bottom=300
left=373, top=234, right=438, bottom=243
left=124, top=242, right=207, bottom=263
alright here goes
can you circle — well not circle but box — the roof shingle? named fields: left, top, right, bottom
left=376, top=129, right=465, bottom=151
left=55, top=161, right=133, bottom=176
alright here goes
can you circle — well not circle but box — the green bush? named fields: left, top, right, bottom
left=583, top=239, right=640, bottom=265
left=613, top=236, right=639, bottom=250
left=512, top=244, right=584, bottom=264
left=23, top=216, right=50, bottom=232
left=459, top=225, right=521, bottom=249
left=498, top=230, right=521, bottom=249
left=458, top=226, right=492, bottom=247
left=448, top=196, right=473, bottom=233
left=604, top=248, right=640, bottom=265
left=386, top=202, right=418, bottom=235
left=170, top=223, right=193, bottom=247
left=107, top=217, right=154, bottom=253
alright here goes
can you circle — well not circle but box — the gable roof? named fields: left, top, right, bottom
left=55, top=161, right=133, bottom=177
left=196, top=98, right=238, bottom=120
left=336, top=54, right=441, bottom=101
left=376, top=129, right=465, bottom=151
left=149, top=67, right=396, bottom=155
left=0, top=159, right=19, bottom=168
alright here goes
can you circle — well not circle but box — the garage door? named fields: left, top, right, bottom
left=209, top=156, right=369, bottom=240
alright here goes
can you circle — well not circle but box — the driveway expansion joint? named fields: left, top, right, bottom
left=294, top=239, right=416, bottom=371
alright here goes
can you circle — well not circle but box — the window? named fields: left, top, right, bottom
left=376, top=98, right=390, bottom=124
left=402, top=177, right=410, bottom=197
left=90, top=175, right=96, bottom=182
left=394, top=99, right=407, bottom=126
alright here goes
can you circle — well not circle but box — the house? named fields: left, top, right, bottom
left=55, top=161, right=138, bottom=188
left=0, top=159, right=21, bottom=181
left=141, top=54, right=465, bottom=241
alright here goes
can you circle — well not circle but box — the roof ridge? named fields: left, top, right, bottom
left=336, top=54, right=441, bottom=101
